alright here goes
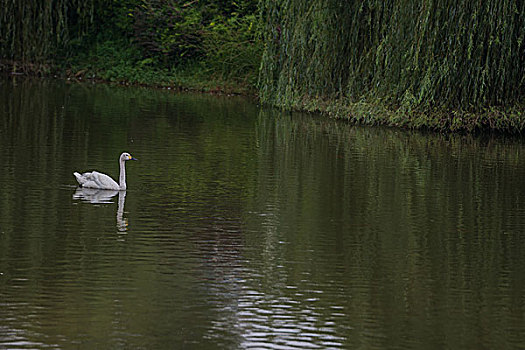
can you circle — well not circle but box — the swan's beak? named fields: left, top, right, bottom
left=130, top=157, right=138, bottom=161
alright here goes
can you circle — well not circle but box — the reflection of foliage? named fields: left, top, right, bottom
left=248, top=109, right=525, bottom=348
left=2, top=79, right=525, bottom=348
left=254, top=109, right=525, bottom=264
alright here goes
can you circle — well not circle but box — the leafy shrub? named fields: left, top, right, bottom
left=132, top=1, right=204, bottom=62
left=202, top=14, right=262, bottom=85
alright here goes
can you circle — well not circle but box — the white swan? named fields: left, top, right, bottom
left=73, top=152, right=137, bottom=190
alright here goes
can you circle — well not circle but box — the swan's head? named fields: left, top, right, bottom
left=120, top=152, right=138, bottom=161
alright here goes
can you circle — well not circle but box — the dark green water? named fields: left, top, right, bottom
left=1, top=78, right=525, bottom=349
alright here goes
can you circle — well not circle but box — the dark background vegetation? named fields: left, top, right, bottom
left=0, top=0, right=261, bottom=91
left=1, top=0, right=524, bottom=131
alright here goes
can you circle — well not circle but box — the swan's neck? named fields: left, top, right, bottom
left=119, top=159, right=127, bottom=190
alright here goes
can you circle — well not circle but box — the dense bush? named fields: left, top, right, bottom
left=0, top=0, right=262, bottom=87
left=114, top=0, right=258, bottom=67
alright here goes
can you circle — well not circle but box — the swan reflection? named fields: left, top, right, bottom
left=73, top=187, right=128, bottom=232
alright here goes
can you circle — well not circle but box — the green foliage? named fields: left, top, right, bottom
left=0, top=0, right=261, bottom=91
left=128, top=0, right=261, bottom=67
left=90, top=0, right=261, bottom=89
left=258, top=0, right=525, bottom=112
left=201, top=14, right=262, bottom=85
left=0, top=0, right=95, bottom=62
left=132, top=1, right=204, bottom=61
left=3, top=0, right=524, bottom=131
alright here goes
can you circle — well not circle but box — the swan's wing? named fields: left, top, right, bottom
left=74, top=171, right=119, bottom=190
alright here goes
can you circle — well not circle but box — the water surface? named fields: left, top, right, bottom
left=1, top=78, right=525, bottom=349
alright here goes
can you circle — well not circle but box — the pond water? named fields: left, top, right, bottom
left=1, top=78, right=525, bottom=349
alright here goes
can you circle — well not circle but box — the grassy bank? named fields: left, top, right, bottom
left=1, top=53, right=255, bottom=96
left=289, top=96, right=525, bottom=133
left=63, top=38, right=258, bottom=95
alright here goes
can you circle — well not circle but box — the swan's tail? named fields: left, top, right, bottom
left=73, top=172, right=83, bottom=186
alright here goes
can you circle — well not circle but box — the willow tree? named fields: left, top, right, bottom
left=258, top=0, right=525, bottom=112
left=0, top=0, right=95, bottom=63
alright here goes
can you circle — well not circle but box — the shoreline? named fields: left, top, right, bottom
left=2, top=60, right=523, bottom=134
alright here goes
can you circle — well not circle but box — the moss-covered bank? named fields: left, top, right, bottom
left=277, top=96, right=525, bottom=133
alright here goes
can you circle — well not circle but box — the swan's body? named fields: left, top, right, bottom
left=74, top=152, right=137, bottom=190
